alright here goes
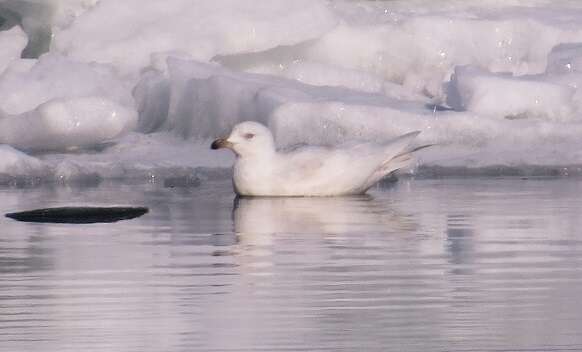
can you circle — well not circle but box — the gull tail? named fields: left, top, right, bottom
left=388, top=143, right=434, bottom=170
left=362, top=131, right=430, bottom=191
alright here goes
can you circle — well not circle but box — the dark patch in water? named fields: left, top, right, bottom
left=6, top=206, right=149, bottom=224
left=163, top=175, right=201, bottom=188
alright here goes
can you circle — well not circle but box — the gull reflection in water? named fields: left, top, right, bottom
left=226, top=195, right=419, bottom=273
left=232, top=195, right=417, bottom=236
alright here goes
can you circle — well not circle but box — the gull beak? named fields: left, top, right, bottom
left=211, top=138, right=233, bottom=150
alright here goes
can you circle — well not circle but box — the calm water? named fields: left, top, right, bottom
left=1, top=178, right=582, bottom=352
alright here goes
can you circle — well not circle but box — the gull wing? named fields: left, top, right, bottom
left=276, top=146, right=329, bottom=182
left=271, top=131, right=423, bottom=195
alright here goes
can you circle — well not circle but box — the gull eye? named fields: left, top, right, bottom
left=243, top=133, right=255, bottom=140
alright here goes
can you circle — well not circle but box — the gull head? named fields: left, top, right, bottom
left=211, top=121, right=275, bottom=158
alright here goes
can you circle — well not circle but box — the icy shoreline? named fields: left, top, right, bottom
left=2, top=161, right=581, bottom=190
left=1, top=0, right=582, bottom=184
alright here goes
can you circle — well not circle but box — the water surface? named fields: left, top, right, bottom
left=1, top=178, right=582, bottom=351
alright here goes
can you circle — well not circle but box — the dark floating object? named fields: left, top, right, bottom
left=6, top=206, right=149, bottom=224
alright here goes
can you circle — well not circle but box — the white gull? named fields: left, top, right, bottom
left=211, top=121, right=424, bottom=197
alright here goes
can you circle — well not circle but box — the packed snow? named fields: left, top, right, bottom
left=0, top=26, right=27, bottom=73
left=1, top=0, right=582, bottom=184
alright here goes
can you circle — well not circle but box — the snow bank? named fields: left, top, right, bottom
left=223, top=59, right=429, bottom=103
left=2, top=0, right=582, bottom=183
left=0, top=54, right=133, bottom=114
left=138, top=58, right=427, bottom=141
left=217, top=3, right=582, bottom=100
left=0, top=0, right=99, bottom=58
left=0, top=26, right=27, bottom=73
left=136, top=58, right=582, bottom=170
left=547, top=43, right=582, bottom=74
left=272, top=101, right=582, bottom=169
left=0, top=96, right=137, bottom=151
left=0, top=144, right=45, bottom=175
left=0, top=54, right=136, bottom=152
left=447, top=66, right=576, bottom=121
left=53, top=0, right=337, bottom=74
left=53, top=0, right=99, bottom=27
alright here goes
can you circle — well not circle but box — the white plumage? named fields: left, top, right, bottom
left=211, top=121, right=422, bottom=197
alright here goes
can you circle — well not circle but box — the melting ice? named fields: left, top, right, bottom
left=1, top=0, right=582, bottom=185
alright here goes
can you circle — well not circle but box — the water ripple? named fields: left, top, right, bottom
left=0, top=179, right=582, bottom=351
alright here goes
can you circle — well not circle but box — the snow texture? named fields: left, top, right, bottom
left=1, top=0, right=582, bottom=183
